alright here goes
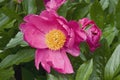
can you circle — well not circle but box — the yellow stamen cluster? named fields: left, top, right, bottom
left=45, top=29, right=66, bottom=50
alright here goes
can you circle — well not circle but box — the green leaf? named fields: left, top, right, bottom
left=114, top=75, right=120, bottom=80
left=22, top=0, right=37, bottom=14
left=0, top=48, right=35, bottom=69
left=0, top=67, right=14, bottom=80
left=1, top=7, right=21, bottom=20
left=6, top=32, right=28, bottom=49
left=109, top=0, right=119, bottom=13
left=22, top=67, right=34, bottom=80
left=115, top=0, right=120, bottom=30
left=90, top=1, right=104, bottom=29
left=89, top=39, right=110, bottom=80
left=0, top=13, right=16, bottom=30
left=100, top=0, right=109, bottom=10
left=104, top=44, right=120, bottom=80
left=47, top=70, right=74, bottom=80
left=72, top=3, right=89, bottom=20
left=0, top=13, right=10, bottom=29
left=75, top=59, right=93, bottom=80
left=0, top=0, right=5, bottom=3
left=103, top=26, right=118, bottom=46
left=58, top=1, right=68, bottom=17
left=0, top=28, right=16, bottom=49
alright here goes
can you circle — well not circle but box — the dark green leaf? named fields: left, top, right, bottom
left=22, top=0, right=37, bottom=14
left=75, top=59, right=93, bottom=80
left=104, top=44, right=120, bottom=80
left=6, top=32, right=28, bottom=49
left=0, top=13, right=10, bottom=29
left=1, top=7, right=21, bottom=20
left=58, top=1, right=68, bottom=17
left=72, top=3, right=89, bottom=20
left=0, top=48, right=35, bottom=69
left=90, top=1, right=104, bottom=29
left=47, top=70, right=74, bottom=80
left=89, top=39, right=110, bottom=80
left=115, top=0, right=120, bottom=30
left=0, top=28, right=17, bottom=49
left=0, top=67, right=14, bottom=80
left=114, top=75, right=120, bottom=80
left=22, top=67, right=34, bottom=80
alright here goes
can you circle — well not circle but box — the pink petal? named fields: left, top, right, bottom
left=46, top=50, right=74, bottom=74
left=86, top=25, right=101, bottom=51
left=78, top=18, right=102, bottom=51
left=35, top=49, right=51, bottom=73
left=23, top=14, right=57, bottom=33
left=60, top=50, right=74, bottom=74
left=39, top=10, right=57, bottom=20
left=44, top=0, right=66, bottom=11
left=35, top=49, right=73, bottom=74
left=40, top=10, right=69, bottom=36
left=66, top=29, right=75, bottom=48
left=46, top=50, right=65, bottom=71
left=78, top=18, right=95, bottom=29
left=68, top=21, right=87, bottom=42
left=20, top=23, right=47, bottom=49
left=66, top=44, right=80, bottom=57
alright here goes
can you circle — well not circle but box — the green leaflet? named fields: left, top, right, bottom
left=0, top=67, right=14, bottom=80
left=75, top=59, right=93, bottom=80
left=90, top=1, right=104, bottom=29
left=6, top=32, right=28, bottom=49
left=47, top=70, right=74, bottom=80
left=0, top=49, right=35, bottom=69
left=104, top=44, right=120, bottom=80
left=22, top=0, right=37, bottom=14
left=115, top=0, right=120, bottom=30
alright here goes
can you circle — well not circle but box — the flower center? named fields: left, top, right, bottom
left=45, top=29, right=66, bottom=50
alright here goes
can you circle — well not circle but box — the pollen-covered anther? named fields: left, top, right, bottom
left=45, top=29, right=66, bottom=50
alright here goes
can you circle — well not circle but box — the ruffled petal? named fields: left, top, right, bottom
left=23, top=14, right=57, bottom=33
left=66, top=44, right=80, bottom=57
left=20, top=23, right=47, bottom=49
left=35, top=49, right=51, bottom=73
left=44, top=0, right=66, bottom=11
left=40, top=10, right=69, bottom=36
left=66, top=29, right=75, bottom=48
left=68, top=21, right=87, bottom=42
left=86, top=25, right=101, bottom=51
left=46, top=50, right=73, bottom=74
left=78, top=18, right=102, bottom=51
left=35, top=49, right=73, bottom=74
left=78, top=18, right=94, bottom=29
left=61, top=50, right=74, bottom=74
left=39, top=10, right=57, bottom=20
left=46, top=50, right=64, bottom=71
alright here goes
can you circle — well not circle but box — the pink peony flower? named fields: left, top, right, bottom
left=44, top=0, right=66, bottom=11
left=20, top=10, right=83, bottom=74
left=78, top=18, right=102, bottom=51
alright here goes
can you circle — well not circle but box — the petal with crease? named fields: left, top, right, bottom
left=20, top=23, right=47, bottom=49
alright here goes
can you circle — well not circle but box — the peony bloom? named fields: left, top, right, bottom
left=20, top=10, right=84, bottom=74
left=78, top=18, right=102, bottom=51
left=44, top=0, right=66, bottom=11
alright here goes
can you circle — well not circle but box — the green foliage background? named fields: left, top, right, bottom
left=0, top=0, right=120, bottom=80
